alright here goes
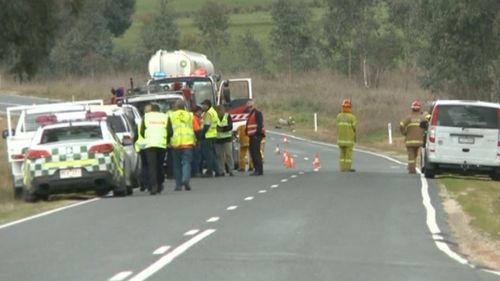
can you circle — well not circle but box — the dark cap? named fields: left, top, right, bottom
left=201, top=99, right=212, bottom=107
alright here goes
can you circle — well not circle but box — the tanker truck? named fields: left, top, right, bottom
left=129, top=49, right=254, bottom=131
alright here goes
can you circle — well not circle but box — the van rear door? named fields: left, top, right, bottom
left=433, top=104, right=499, bottom=165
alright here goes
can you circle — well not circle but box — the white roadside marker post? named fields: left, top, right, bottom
left=314, top=113, right=318, bottom=133
left=388, top=122, right=393, bottom=145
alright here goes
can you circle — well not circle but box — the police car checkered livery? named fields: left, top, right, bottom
left=22, top=112, right=130, bottom=201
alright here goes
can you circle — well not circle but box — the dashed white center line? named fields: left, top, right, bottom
left=227, top=205, right=238, bottom=210
left=153, top=246, right=171, bottom=255
left=290, top=175, right=297, bottom=178
left=313, top=168, right=320, bottom=172
left=128, top=229, right=216, bottom=281
left=270, top=184, right=279, bottom=188
left=206, top=217, right=220, bottom=222
left=244, top=196, right=254, bottom=201
left=304, top=157, right=309, bottom=161
left=299, top=171, right=305, bottom=175
left=109, top=271, right=133, bottom=281
left=293, top=154, right=298, bottom=157
left=281, top=179, right=288, bottom=182
left=184, top=229, right=200, bottom=236
left=258, top=190, right=267, bottom=193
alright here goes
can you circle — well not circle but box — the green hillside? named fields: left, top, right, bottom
left=114, top=0, right=321, bottom=50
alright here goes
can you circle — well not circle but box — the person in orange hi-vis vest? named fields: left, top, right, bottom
left=245, top=100, right=265, bottom=176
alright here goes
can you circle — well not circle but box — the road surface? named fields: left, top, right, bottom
left=0, top=93, right=56, bottom=114
left=0, top=93, right=498, bottom=281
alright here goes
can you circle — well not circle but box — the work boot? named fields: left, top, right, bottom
left=184, top=183, right=191, bottom=191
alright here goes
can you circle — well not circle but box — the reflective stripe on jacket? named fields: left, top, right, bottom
left=170, top=109, right=196, bottom=148
left=336, top=112, right=357, bottom=147
left=246, top=109, right=264, bottom=137
left=400, top=112, right=426, bottom=147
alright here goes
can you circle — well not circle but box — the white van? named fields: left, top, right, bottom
left=421, top=100, right=500, bottom=179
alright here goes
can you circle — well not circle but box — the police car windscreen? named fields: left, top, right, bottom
left=437, top=105, right=498, bottom=129
left=107, top=116, right=127, bottom=133
left=41, top=126, right=103, bottom=144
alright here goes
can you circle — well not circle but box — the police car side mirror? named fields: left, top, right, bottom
left=121, top=135, right=134, bottom=146
left=2, top=129, right=14, bottom=139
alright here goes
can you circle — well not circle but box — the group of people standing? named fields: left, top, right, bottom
left=135, top=99, right=264, bottom=195
left=335, top=98, right=429, bottom=174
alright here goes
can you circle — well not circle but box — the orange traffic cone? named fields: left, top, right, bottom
left=289, top=156, right=295, bottom=168
left=312, top=153, right=321, bottom=170
left=275, top=145, right=281, bottom=155
left=282, top=151, right=289, bottom=166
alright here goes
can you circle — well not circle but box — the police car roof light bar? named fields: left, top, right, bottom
left=36, top=115, right=58, bottom=126
left=85, top=111, right=107, bottom=120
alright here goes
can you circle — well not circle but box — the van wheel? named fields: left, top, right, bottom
left=423, top=158, right=436, bottom=179
left=490, top=169, right=500, bottom=181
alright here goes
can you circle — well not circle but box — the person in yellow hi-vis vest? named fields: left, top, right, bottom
left=135, top=104, right=152, bottom=191
left=336, top=99, right=357, bottom=172
left=139, top=103, right=168, bottom=195
left=201, top=99, right=220, bottom=177
left=167, top=100, right=199, bottom=191
left=400, top=100, right=427, bottom=174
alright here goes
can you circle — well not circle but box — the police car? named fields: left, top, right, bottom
left=22, top=111, right=131, bottom=201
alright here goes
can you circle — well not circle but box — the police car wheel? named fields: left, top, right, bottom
left=113, top=189, right=127, bottom=197
left=126, top=186, right=133, bottom=196
left=23, top=188, right=38, bottom=203
left=95, top=189, right=109, bottom=197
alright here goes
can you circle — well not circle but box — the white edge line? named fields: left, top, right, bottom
left=109, top=271, right=133, bottom=281
left=281, top=179, right=288, bottom=182
left=270, top=184, right=278, bottom=188
left=258, top=190, right=267, bottom=193
left=0, top=198, right=100, bottom=230
left=128, top=229, right=216, bottom=281
left=226, top=205, right=238, bottom=210
left=244, top=196, right=254, bottom=201
left=268, top=130, right=500, bottom=276
left=152, top=246, right=171, bottom=255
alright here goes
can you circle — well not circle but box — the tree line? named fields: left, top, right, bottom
left=0, top=0, right=498, bottom=100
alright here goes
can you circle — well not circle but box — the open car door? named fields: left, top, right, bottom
left=217, top=78, right=253, bottom=130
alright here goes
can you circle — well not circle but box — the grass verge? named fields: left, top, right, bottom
left=440, top=176, right=500, bottom=240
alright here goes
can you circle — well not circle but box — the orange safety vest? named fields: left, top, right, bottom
left=246, top=110, right=264, bottom=137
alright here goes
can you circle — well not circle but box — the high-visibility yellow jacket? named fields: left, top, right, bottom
left=217, top=113, right=232, bottom=140
left=169, top=109, right=196, bottom=148
left=400, top=111, right=426, bottom=147
left=336, top=112, right=357, bottom=147
left=203, top=107, right=219, bottom=139
left=134, top=122, right=146, bottom=152
left=141, top=112, right=168, bottom=149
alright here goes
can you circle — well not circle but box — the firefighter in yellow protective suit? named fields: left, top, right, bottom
left=400, top=100, right=427, bottom=174
left=336, top=99, right=357, bottom=172
left=237, top=125, right=253, bottom=172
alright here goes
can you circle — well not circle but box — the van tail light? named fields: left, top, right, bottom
left=429, top=126, right=436, bottom=143
left=431, top=106, right=439, bottom=126
left=26, top=149, right=51, bottom=160
left=89, top=143, right=114, bottom=154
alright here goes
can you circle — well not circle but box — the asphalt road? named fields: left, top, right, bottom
left=0, top=93, right=498, bottom=281
left=0, top=93, right=55, bottom=114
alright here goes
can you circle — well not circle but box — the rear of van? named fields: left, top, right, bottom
left=424, top=101, right=500, bottom=179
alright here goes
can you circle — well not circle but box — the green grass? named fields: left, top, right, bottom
left=114, top=0, right=324, bottom=51
left=440, top=177, right=500, bottom=240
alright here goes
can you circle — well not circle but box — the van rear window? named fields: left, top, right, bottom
left=436, top=105, right=499, bottom=129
